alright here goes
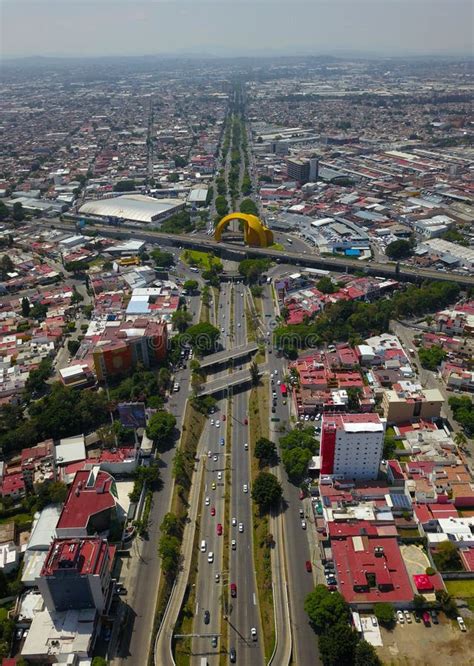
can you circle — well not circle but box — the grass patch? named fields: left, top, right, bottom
left=269, top=243, right=284, bottom=251
left=248, top=380, right=275, bottom=662
left=445, top=580, right=474, bottom=598
left=0, top=513, right=32, bottom=527
left=245, top=306, right=257, bottom=342
left=395, top=439, right=406, bottom=450
left=181, top=249, right=222, bottom=272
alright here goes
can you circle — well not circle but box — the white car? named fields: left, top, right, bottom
left=243, top=484, right=248, bottom=493
left=457, top=616, right=467, bottom=632
left=232, top=517, right=237, bottom=526
left=211, top=419, right=214, bottom=425
left=301, top=520, right=307, bottom=530
left=371, top=616, right=378, bottom=627
left=237, top=323, right=241, bottom=327
left=305, top=414, right=310, bottom=421
left=208, top=450, right=212, bottom=458
left=205, top=497, right=210, bottom=506
left=251, top=627, right=257, bottom=641
left=213, top=455, right=218, bottom=462
left=277, top=380, right=281, bottom=386
left=244, top=442, right=249, bottom=450
left=404, top=610, right=412, bottom=623
left=238, top=522, right=244, bottom=532
left=215, top=420, right=220, bottom=428
left=215, top=573, right=220, bottom=582
left=208, top=552, right=214, bottom=563
left=221, top=327, right=225, bottom=332
left=273, top=369, right=278, bottom=375
left=396, top=610, right=404, bottom=624
left=217, top=471, right=222, bottom=480
left=231, top=540, right=237, bottom=550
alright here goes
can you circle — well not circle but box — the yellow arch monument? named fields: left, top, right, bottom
left=214, top=212, right=274, bottom=248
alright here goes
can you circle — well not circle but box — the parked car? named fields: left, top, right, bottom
left=371, top=616, right=378, bottom=627
left=232, top=517, right=237, bottom=526
left=404, top=610, right=412, bottom=623
left=397, top=610, right=405, bottom=624
left=457, top=616, right=467, bottom=632
left=430, top=610, right=439, bottom=625
left=301, top=520, right=307, bottom=530
left=422, top=611, right=431, bottom=626
left=305, top=560, right=312, bottom=572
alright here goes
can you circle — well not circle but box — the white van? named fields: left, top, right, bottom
left=200, top=540, right=207, bottom=552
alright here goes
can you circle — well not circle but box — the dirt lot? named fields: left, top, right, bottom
left=377, top=615, right=474, bottom=666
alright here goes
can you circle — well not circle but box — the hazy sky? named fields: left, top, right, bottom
left=1, top=0, right=473, bottom=58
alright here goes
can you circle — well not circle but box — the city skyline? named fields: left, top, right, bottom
left=1, top=0, right=473, bottom=59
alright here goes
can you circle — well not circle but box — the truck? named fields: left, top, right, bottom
left=200, top=659, right=208, bottom=666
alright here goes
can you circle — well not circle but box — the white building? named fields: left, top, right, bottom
left=320, top=413, right=386, bottom=481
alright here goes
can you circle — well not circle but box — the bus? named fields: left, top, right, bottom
left=286, top=238, right=293, bottom=244
left=280, top=383, right=288, bottom=398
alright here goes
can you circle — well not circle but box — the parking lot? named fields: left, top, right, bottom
left=377, top=615, right=474, bottom=666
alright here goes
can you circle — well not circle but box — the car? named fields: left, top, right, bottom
left=221, top=327, right=225, bottom=332
left=231, top=539, right=237, bottom=550
left=237, top=322, right=241, bottom=327
left=422, top=611, right=431, bottom=626
left=205, top=497, right=210, bottom=506
left=304, top=414, right=310, bottom=421
left=283, top=399, right=286, bottom=405
left=274, top=369, right=278, bottom=375
left=220, top=437, right=225, bottom=446
left=215, top=420, right=220, bottom=428
left=404, top=610, right=412, bottom=623
left=211, top=635, right=218, bottom=648
left=277, top=379, right=281, bottom=386
left=243, top=484, right=248, bottom=493
left=222, top=415, right=226, bottom=421
left=215, top=573, right=220, bottom=582
left=15, top=628, right=24, bottom=641
left=272, top=391, right=277, bottom=398
left=238, top=522, right=244, bottom=532
left=213, top=454, right=218, bottom=462
left=217, top=523, right=223, bottom=536
left=230, top=647, right=237, bottom=663
left=305, top=560, right=312, bottom=572
left=232, top=517, right=237, bottom=526
left=457, top=616, right=467, bottom=632
left=299, top=508, right=304, bottom=518
left=204, top=610, right=210, bottom=624
left=299, top=489, right=305, bottom=499
left=414, top=613, right=421, bottom=623
left=244, top=442, right=249, bottom=450
left=207, top=450, right=212, bottom=458
left=208, top=552, right=214, bottom=563
left=301, top=520, right=307, bottom=530
left=230, top=583, right=237, bottom=597
left=244, top=418, right=248, bottom=425
left=371, top=616, right=378, bottom=627
left=299, top=414, right=305, bottom=421
left=211, top=419, right=214, bottom=425
left=211, top=481, right=216, bottom=490
left=115, top=584, right=127, bottom=596
left=430, top=610, right=439, bottom=625
left=217, top=471, right=222, bottom=480
left=397, top=610, right=405, bottom=624
left=211, top=506, right=216, bottom=516
left=272, top=407, right=276, bottom=413
left=251, top=627, right=257, bottom=641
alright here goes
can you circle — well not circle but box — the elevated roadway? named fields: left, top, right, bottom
left=196, top=365, right=265, bottom=397
left=198, top=342, right=258, bottom=370
left=44, top=219, right=474, bottom=287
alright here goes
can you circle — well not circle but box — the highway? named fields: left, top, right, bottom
left=227, top=284, right=264, bottom=666
left=42, top=219, right=474, bottom=287
left=191, top=282, right=232, bottom=664
left=261, top=283, right=322, bottom=666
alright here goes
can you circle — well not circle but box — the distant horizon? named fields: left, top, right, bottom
left=1, top=1, right=472, bottom=59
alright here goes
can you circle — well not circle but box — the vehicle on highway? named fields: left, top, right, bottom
left=204, top=610, right=210, bottom=624
left=220, top=437, right=225, bottom=446
left=211, top=481, right=216, bottom=489
left=205, top=496, right=210, bottom=505
left=232, top=517, right=237, bottom=526
left=208, top=450, right=212, bottom=458
left=272, top=391, right=277, bottom=398
left=208, top=552, right=214, bottom=563
left=173, top=382, right=180, bottom=392
left=210, top=507, right=215, bottom=516
left=272, top=407, right=276, bottom=413
left=244, top=417, right=248, bottom=425
left=211, top=635, right=218, bottom=648
left=222, top=415, right=226, bottom=421
left=210, top=418, right=214, bottom=425
left=251, top=627, right=257, bottom=641
left=215, top=573, right=220, bottom=582
left=243, top=484, right=248, bottom=493
left=201, top=540, right=207, bottom=552
left=305, top=560, right=312, bottom=572
left=244, top=442, right=248, bottom=450
left=231, top=540, right=236, bottom=550
left=213, top=454, right=218, bottom=462
left=215, top=420, right=220, bottom=428
left=230, top=583, right=237, bottom=597
left=217, top=523, right=223, bottom=536
left=230, top=647, right=237, bottom=663
left=217, top=471, right=222, bottom=480
left=301, top=520, right=307, bottom=530
left=238, top=522, right=244, bottom=532
left=299, top=508, right=304, bottom=518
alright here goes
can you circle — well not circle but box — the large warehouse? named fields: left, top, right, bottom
left=79, top=194, right=185, bottom=224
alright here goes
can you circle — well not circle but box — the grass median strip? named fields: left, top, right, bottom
left=248, top=379, right=275, bottom=663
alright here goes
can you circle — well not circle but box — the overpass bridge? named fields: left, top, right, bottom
left=199, top=342, right=258, bottom=369
left=196, top=365, right=265, bottom=396
left=45, top=219, right=474, bottom=288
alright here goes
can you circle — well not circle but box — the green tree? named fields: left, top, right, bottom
left=92, top=658, right=108, bottom=666
left=24, top=358, right=53, bottom=396
left=433, top=540, right=463, bottom=571
left=113, top=180, right=136, bottom=192
left=304, top=585, right=351, bottom=634
left=374, top=602, right=395, bottom=627
left=435, top=590, right=458, bottom=618
left=317, top=277, right=336, bottom=294
left=13, top=201, right=25, bottom=221
left=240, top=198, right=258, bottom=216
left=386, top=239, right=413, bottom=260
left=146, top=411, right=176, bottom=451
left=0, top=254, right=14, bottom=277
left=172, top=308, right=192, bottom=333
left=158, top=533, right=180, bottom=578
left=252, top=472, right=282, bottom=513
left=354, top=640, right=382, bottom=666
left=418, top=345, right=446, bottom=370
left=413, top=594, right=427, bottom=611
left=21, top=296, right=30, bottom=317
left=168, top=173, right=180, bottom=183
left=281, top=447, right=313, bottom=483
left=186, top=322, right=220, bottom=356
left=319, top=623, right=359, bottom=666
left=161, top=512, right=182, bottom=538
left=254, top=437, right=277, bottom=466
left=151, top=249, right=175, bottom=267
left=238, top=258, right=270, bottom=284
left=250, top=360, right=260, bottom=386
left=383, top=434, right=397, bottom=459
left=183, top=279, right=198, bottom=293
left=67, top=339, right=80, bottom=355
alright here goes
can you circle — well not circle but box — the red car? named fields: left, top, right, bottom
left=244, top=418, right=248, bottom=425
left=305, top=560, right=312, bottom=573
left=222, top=415, right=226, bottom=421
left=210, top=507, right=216, bottom=516
left=217, top=523, right=223, bottom=536
left=230, top=583, right=237, bottom=597
left=299, top=489, right=306, bottom=500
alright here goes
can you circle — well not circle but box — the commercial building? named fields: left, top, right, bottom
left=320, top=413, right=386, bottom=481
left=38, top=537, right=114, bottom=613
left=382, top=383, right=444, bottom=424
left=79, top=194, right=185, bottom=224
left=286, top=157, right=318, bottom=184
